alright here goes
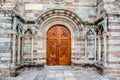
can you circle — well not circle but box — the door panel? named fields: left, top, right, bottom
left=59, top=39, right=70, bottom=65
left=60, top=27, right=69, bottom=37
left=47, top=39, right=58, bottom=65
left=47, top=25, right=71, bottom=65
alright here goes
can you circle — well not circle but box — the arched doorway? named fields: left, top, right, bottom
left=47, top=25, right=71, bottom=65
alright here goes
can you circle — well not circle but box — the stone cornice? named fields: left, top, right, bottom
left=83, top=17, right=104, bottom=25
left=16, top=15, right=36, bottom=24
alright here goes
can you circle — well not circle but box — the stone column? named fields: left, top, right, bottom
left=85, top=37, right=87, bottom=60
left=21, top=37, right=24, bottom=63
left=103, top=17, right=108, bottom=66
left=103, top=33, right=107, bottom=66
left=31, top=35, right=34, bottom=62
left=17, top=36, right=20, bottom=64
left=98, top=36, right=101, bottom=61
left=12, top=34, right=16, bottom=66
left=11, top=16, right=17, bottom=67
left=94, top=37, right=97, bottom=61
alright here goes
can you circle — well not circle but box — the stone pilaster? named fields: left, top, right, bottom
left=31, top=35, right=34, bottom=62
left=85, top=36, right=87, bottom=60
left=21, top=37, right=24, bottom=63
left=11, top=34, right=16, bottom=67
left=98, top=36, right=101, bottom=62
left=17, top=36, right=20, bottom=64
left=103, top=32, right=109, bottom=67
left=11, top=17, right=17, bottom=67
left=94, top=37, right=97, bottom=61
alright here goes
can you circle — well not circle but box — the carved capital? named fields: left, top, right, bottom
left=103, top=32, right=110, bottom=36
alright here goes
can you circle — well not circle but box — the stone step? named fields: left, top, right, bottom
left=0, top=77, right=23, bottom=80
left=45, top=66, right=73, bottom=70
left=17, top=71, right=40, bottom=80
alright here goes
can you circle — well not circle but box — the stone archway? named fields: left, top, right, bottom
left=37, top=9, right=82, bottom=65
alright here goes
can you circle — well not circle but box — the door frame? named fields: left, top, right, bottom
left=46, top=24, right=71, bottom=65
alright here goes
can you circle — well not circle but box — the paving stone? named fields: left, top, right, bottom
left=14, top=66, right=110, bottom=80
left=55, top=77, right=65, bottom=80
left=34, top=75, right=46, bottom=80
left=47, top=71, right=56, bottom=74
left=93, top=79, right=101, bottom=80
left=46, top=74, right=56, bottom=78
left=64, top=71, right=74, bottom=77
left=45, top=78, right=56, bottom=80
left=64, top=74, right=74, bottom=77
left=65, top=77, right=76, bottom=80
left=56, top=73, right=64, bottom=77
left=76, top=77, right=89, bottom=80
left=56, top=71, right=63, bottom=73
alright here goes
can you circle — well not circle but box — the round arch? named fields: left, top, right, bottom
left=36, top=9, right=83, bottom=65
left=37, top=9, right=83, bottom=31
left=39, top=16, right=77, bottom=38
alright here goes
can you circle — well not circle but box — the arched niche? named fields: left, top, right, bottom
left=86, top=27, right=96, bottom=60
left=23, top=29, right=32, bottom=62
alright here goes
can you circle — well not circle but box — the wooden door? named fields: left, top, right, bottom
left=47, top=25, right=71, bottom=65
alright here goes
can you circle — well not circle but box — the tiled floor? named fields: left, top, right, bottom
left=1, top=66, right=110, bottom=80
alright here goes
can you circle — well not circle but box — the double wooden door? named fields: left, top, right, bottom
left=47, top=25, right=71, bottom=65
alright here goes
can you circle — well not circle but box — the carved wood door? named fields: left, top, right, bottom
left=47, top=25, right=71, bottom=65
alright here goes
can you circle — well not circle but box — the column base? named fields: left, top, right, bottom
left=10, top=62, right=16, bottom=68
left=103, top=63, right=109, bottom=67
left=17, top=62, right=21, bottom=65
left=10, top=62, right=17, bottom=77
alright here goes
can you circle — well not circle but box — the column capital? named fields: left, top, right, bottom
left=103, top=32, right=110, bottom=36
left=104, top=16, right=108, bottom=20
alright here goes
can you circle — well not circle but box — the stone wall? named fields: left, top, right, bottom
left=0, top=0, right=120, bottom=77
left=102, top=0, right=120, bottom=75
left=106, top=15, right=120, bottom=74
left=0, top=10, right=12, bottom=77
left=17, top=0, right=98, bottom=22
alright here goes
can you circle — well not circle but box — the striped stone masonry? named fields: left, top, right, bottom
left=0, top=11, right=13, bottom=77
left=107, top=19, right=120, bottom=73
left=0, top=0, right=119, bottom=78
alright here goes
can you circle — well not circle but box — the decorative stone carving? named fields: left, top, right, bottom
left=95, top=24, right=104, bottom=35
